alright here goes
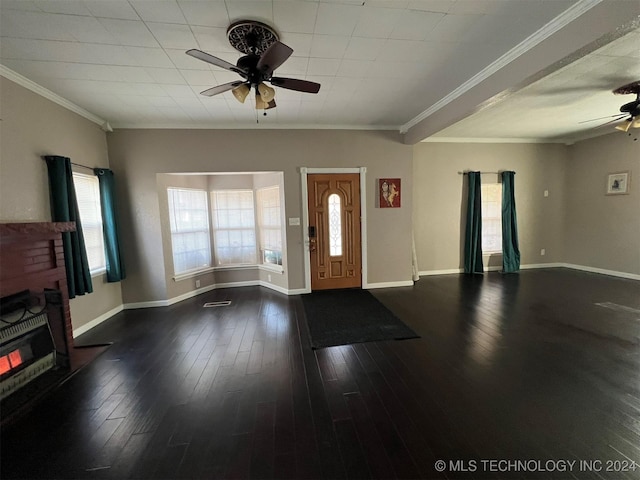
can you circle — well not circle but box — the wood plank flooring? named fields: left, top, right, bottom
left=2, top=268, right=640, bottom=479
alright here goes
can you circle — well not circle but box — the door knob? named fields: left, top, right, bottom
left=309, top=238, right=317, bottom=252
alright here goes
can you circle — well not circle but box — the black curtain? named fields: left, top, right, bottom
left=501, top=171, right=521, bottom=273
left=463, top=171, right=484, bottom=274
left=44, top=155, right=93, bottom=298
left=94, top=168, right=126, bottom=282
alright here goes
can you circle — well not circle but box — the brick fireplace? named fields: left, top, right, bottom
left=0, top=222, right=101, bottom=416
left=0, top=222, right=76, bottom=357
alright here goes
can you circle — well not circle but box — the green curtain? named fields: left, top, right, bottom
left=501, top=171, right=521, bottom=273
left=94, top=168, right=126, bottom=282
left=464, top=171, right=484, bottom=274
left=44, top=155, right=93, bottom=298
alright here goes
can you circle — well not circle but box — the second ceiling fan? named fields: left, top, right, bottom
left=186, top=20, right=320, bottom=111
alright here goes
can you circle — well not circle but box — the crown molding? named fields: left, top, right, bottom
left=400, top=0, right=603, bottom=134
left=0, top=64, right=111, bottom=130
left=421, top=137, right=569, bottom=145
left=110, top=122, right=400, bottom=130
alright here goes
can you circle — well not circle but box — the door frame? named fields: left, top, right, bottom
left=300, top=167, right=368, bottom=294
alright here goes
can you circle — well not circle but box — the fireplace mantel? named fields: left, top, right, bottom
left=0, top=222, right=76, bottom=236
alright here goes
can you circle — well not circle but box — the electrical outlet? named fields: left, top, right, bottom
left=195, top=279, right=201, bottom=288
left=544, top=190, right=549, bottom=197
left=540, top=249, right=546, bottom=256
left=268, top=274, right=272, bottom=282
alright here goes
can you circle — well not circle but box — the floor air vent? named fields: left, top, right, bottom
left=203, top=301, right=232, bottom=308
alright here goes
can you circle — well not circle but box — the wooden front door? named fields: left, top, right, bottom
left=307, top=173, right=361, bottom=290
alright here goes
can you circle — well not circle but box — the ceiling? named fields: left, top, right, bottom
left=430, top=27, right=640, bottom=143
left=0, top=0, right=638, bottom=143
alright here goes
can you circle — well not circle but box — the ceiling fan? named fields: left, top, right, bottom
left=580, top=80, right=640, bottom=132
left=186, top=20, right=320, bottom=112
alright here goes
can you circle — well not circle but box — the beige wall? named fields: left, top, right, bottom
left=412, top=142, right=567, bottom=272
left=565, top=133, right=640, bottom=275
left=0, top=78, right=123, bottom=331
left=107, top=129, right=414, bottom=303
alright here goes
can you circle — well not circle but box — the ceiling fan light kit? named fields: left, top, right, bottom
left=615, top=120, right=632, bottom=132
left=185, top=20, right=321, bottom=116
left=258, top=83, right=276, bottom=103
left=232, top=84, right=250, bottom=104
left=255, top=93, right=268, bottom=110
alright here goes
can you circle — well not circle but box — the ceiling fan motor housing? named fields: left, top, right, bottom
left=620, top=100, right=640, bottom=115
left=236, top=55, right=265, bottom=86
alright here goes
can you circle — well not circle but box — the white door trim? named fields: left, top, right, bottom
left=300, top=167, right=368, bottom=293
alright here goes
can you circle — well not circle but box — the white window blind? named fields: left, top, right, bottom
left=256, top=186, right=283, bottom=265
left=73, top=173, right=106, bottom=273
left=168, top=188, right=212, bottom=274
left=481, top=183, right=502, bottom=253
left=211, top=190, right=257, bottom=265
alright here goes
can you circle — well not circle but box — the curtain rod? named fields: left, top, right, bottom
left=71, top=162, right=95, bottom=171
left=42, top=157, right=96, bottom=171
left=458, top=171, right=501, bottom=175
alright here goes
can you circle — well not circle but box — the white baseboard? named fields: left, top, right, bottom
left=72, top=304, right=123, bottom=338
left=287, top=288, right=309, bottom=295
left=123, top=280, right=301, bottom=311
left=520, top=263, right=563, bottom=269
left=419, top=263, right=562, bottom=276
left=258, top=281, right=291, bottom=295
left=418, top=262, right=639, bottom=281
left=561, top=263, right=640, bottom=281
left=366, top=280, right=414, bottom=289
left=419, top=268, right=463, bottom=276
left=123, top=299, right=170, bottom=309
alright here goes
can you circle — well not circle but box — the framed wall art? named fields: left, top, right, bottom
left=379, top=178, right=401, bottom=208
left=606, top=171, right=630, bottom=195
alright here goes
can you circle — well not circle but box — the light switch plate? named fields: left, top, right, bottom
left=288, top=217, right=300, bottom=226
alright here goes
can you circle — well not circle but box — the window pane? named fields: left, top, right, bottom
left=481, top=183, right=502, bottom=253
left=73, top=173, right=106, bottom=273
left=328, top=193, right=342, bottom=256
left=168, top=188, right=212, bottom=274
left=211, top=190, right=257, bottom=265
left=256, top=186, right=283, bottom=265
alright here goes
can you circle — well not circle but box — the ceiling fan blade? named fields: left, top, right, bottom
left=578, top=113, right=626, bottom=124
left=256, top=42, right=293, bottom=76
left=200, top=81, right=245, bottom=97
left=266, top=99, right=276, bottom=110
left=270, top=77, right=321, bottom=94
left=600, top=116, right=630, bottom=127
left=186, top=49, right=247, bottom=76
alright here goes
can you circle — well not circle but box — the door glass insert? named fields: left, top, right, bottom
left=328, top=193, right=342, bottom=256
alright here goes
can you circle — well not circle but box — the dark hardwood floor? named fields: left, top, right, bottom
left=2, top=268, right=640, bottom=479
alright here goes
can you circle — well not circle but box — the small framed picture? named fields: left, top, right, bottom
left=379, top=178, right=401, bottom=208
left=606, top=171, right=630, bottom=195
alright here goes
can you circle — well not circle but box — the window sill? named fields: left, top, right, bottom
left=483, top=251, right=503, bottom=256
left=173, top=264, right=284, bottom=281
left=258, top=264, right=284, bottom=274
left=173, top=266, right=215, bottom=282
left=214, top=264, right=284, bottom=274
left=213, top=264, right=257, bottom=271
left=90, top=268, right=106, bottom=278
